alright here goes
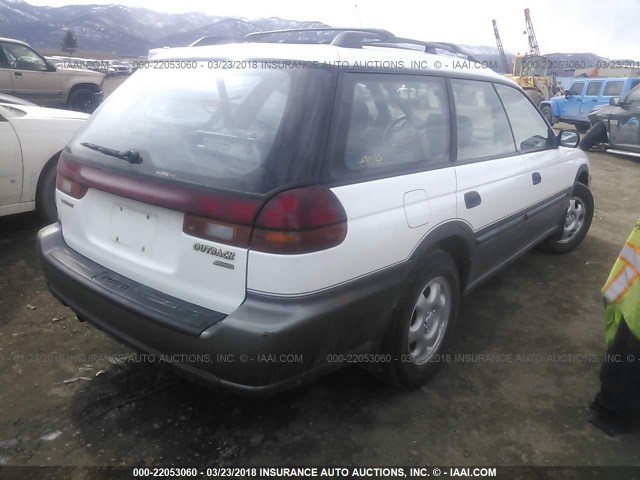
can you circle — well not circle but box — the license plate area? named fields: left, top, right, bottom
left=111, top=204, right=157, bottom=255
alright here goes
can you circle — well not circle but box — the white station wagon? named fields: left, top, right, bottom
left=38, top=29, right=593, bottom=393
left=1, top=100, right=88, bottom=222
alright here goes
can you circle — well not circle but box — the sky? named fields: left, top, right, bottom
left=24, top=0, right=640, bottom=59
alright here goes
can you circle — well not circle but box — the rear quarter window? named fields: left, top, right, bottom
left=329, top=73, right=450, bottom=183
left=603, top=81, right=624, bottom=96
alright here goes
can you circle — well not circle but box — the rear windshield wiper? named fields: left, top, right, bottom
left=80, top=142, right=143, bottom=164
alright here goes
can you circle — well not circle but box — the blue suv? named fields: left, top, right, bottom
left=540, top=77, right=640, bottom=133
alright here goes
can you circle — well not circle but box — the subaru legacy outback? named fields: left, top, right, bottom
left=38, top=29, right=593, bottom=394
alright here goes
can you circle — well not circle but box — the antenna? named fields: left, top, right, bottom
left=354, top=4, right=363, bottom=28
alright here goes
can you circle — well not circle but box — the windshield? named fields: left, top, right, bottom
left=520, top=56, right=548, bottom=76
left=70, top=62, right=332, bottom=194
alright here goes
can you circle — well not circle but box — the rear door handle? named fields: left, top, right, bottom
left=14, top=72, right=22, bottom=77
left=532, top=172, right=542, bottom=185
left=464, top=191, right=481, bottom=209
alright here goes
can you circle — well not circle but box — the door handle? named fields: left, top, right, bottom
left=464, top=191, right=481, bottom=209
left=532, top=172, right=542, bottom=185
left=14, top=72, right=22, bottom=77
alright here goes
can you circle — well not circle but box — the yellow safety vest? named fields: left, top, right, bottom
left=603, top=219, right=640, bottom=347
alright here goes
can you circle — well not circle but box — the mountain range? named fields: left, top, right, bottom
left=0, top=0, right=616, bottom=72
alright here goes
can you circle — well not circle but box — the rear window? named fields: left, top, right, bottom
left=70, top=62, right=332, bottom=194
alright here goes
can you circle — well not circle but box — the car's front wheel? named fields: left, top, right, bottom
left=540, top=183, right=594, bottom=254
left=68, top=87, right=99, bottom=113
left=541, top=105, right=555, bottom=126
left=575, top=123, right=590, bottom=134
left=379, top=251, right=460, bottom=388
left=579, top=121, right=608, bottom=151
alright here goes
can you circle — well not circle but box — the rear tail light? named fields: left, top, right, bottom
left=57, top=156, right=347, bottom=254
left=56, top=174, right=88, bottom=199
left=250, top=186, right=347, bottom=254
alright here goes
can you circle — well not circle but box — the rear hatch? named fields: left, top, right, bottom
left=57, top=60, right=333, bottom=315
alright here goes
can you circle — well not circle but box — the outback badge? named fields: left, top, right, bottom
left=193, top=243, right=236, bottom=261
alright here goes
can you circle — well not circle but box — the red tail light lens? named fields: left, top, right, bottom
left=251, top=186, right=348, bottom=254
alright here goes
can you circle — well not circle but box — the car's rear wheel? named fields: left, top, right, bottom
left=68, top=87, right=98, bottom=113
left=579, top=121, right=608, bottom=151
left=36, top=157, right=59, bottom=225
left=378, top=251, right=460, bottom=388
left=540, top=183, right=594, bottom=254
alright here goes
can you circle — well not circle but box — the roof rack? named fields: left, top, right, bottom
left=186, top=28, right=477, bottom=62
left=189, top=36, right=244, bottom=47
left=244, top=28, right=394, bottom=43
left=239, top=28, right=477, bottom=61
left=365, top=38, right=480, bottom=62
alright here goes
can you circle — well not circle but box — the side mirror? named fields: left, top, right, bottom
left=557, top=130, right=579, bottom=148
left=609, top=96, right=621, bottom=106
left=45, top=60, right=56, bottom=72
left=564, top=90, right=573, bottom=97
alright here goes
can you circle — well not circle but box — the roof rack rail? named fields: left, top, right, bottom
left=196, top=27, right=477, bottom=61
left=189, top=36, right=244, bottom=47
left=244, top=28, right=394, bottom=43
left=364, top=37, right=479, bottom=62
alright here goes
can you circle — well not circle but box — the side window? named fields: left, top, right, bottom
left=569, top=82, right=585, bottom=95
left=603, top=81, right=624, bottom=96
left=586, top=82, right=603, bottom=96
left=494, top=84, right=552, bottom=153
left=0, top=42, right=47, bottom=71
left=0, top=47, right=8, bottom=69
left=331, top=74, right=450, bottom=181
left=451, top=79, right=515, bottom=162
left=629, top=79, right=640, bottom=92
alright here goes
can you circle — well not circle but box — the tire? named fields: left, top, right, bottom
left=540, top=183, right=594, bottom=255
left=36, top=157, right=59, bottom=225
left=525, top=89, right=543, bottom=108
left=541, top=105, right=555, bottom=126
left=378, top=251, right=460, bottom=388
left=579, top=121, right=608, bottom=151
left=67, top=87, right=98, bottom=113
left=575, top=123, right=590, bottom=134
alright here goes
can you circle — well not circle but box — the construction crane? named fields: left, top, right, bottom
left=492, top=19, right=509, bottom=74
left=524, top=8, right=540, bottom=56
left=493, top=8, right=561, bottom=107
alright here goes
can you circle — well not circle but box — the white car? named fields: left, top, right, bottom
left=0, top=101, right=88, bottom=222
left=38, top=29, right=593, bottom=393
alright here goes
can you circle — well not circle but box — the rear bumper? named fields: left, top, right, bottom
left=38, top=223, right=410, bottom=394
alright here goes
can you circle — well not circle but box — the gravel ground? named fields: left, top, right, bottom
left=0, top=151, right=639, bottom=473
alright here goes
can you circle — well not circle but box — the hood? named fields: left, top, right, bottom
left=56, top=67, right=105, bottom=79
left=587, top=103, right=617, bottom=124
left=0, top=103, right=90, bottom=120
